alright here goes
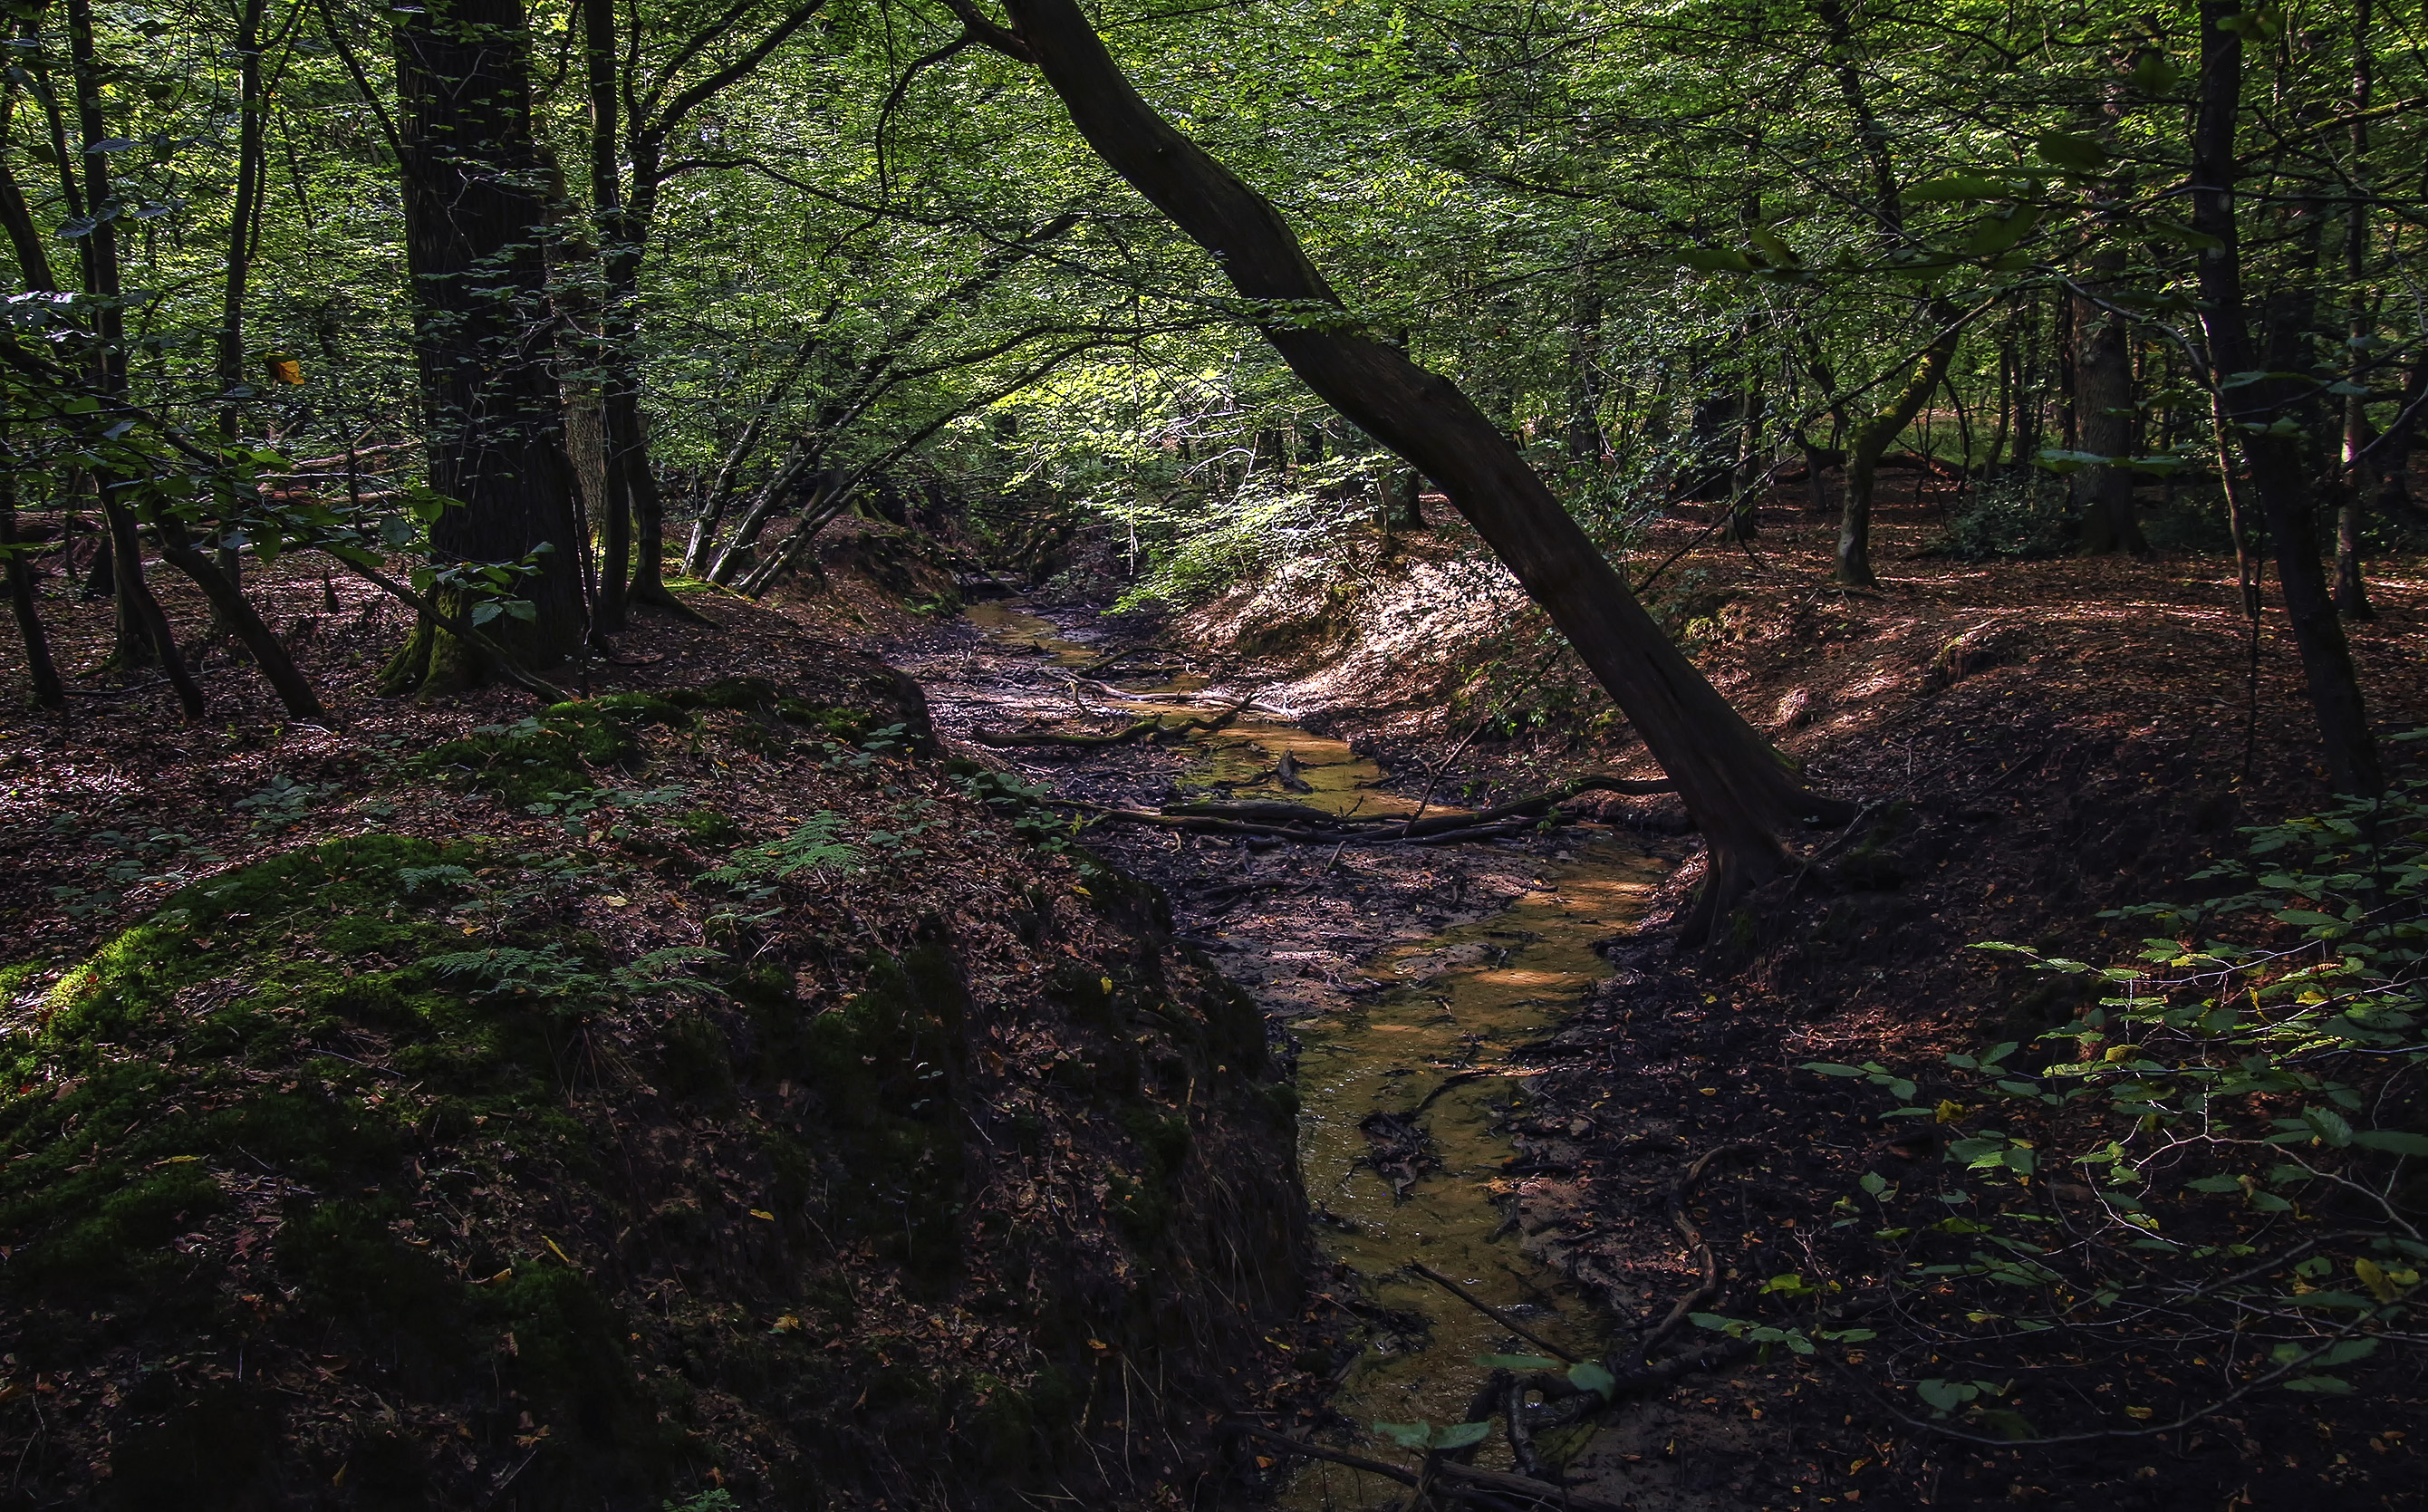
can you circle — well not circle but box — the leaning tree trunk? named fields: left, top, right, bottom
left=973, top=0, right=1853, bottom=927
left=384, top=0, right=587, bottom=694
left=2192, top=0, right=2380, bottom=796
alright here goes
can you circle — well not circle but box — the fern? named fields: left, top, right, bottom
left=699, top=814, right=862, bottom=893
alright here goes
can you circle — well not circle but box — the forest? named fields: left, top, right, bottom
left=0, top=0, right=2424, bottom=1501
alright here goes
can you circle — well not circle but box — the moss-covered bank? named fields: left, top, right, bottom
left=0, top=664, right=1305, bottom=1508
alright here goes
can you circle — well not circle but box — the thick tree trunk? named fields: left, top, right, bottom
left=983, top=0, right=1853, bottom=923
left=2192, top=0, right=2380, bottom=796
left=391, top=0, right=587, bottom=689
left=2072, top=254, right=2146, bottom=555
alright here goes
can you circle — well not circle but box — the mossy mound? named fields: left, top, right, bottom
left=0, top=684, right=1304, bottom=1509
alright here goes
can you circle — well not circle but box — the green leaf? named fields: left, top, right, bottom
left=2034, top=130, right=2110, bottom=175
left=1916, top=1378, right=1975, bottom=1411
left=2284, top=1375, right=2352, bottom=1393
left=2128, top=52, right=2182, bottom=93
left=2184, top=1175, right=2243, bottom=1192
left=1802, top=1063, right=1867, bottom=1077
left=1567, top=1361, right=1617, bottom=1400
left=2304, top=1106, right=2355, bottom=1147
left=1432, top=1421, right=1493, bottom=1449
left=1747, top=224, right=1801, bottom=268
left=1680, top=247, right=1753, bottom=273
left=1958, top=204, right=2042, bottom=256
left=2353, top=1131, right=2428, bottom=1156
left=1905, top=173, right=2013, bottom=203
left=1860, top=1171, right=1889, bottom=1196
left=1371, top=1421, right=1431, bottom=1449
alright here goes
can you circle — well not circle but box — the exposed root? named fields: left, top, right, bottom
left=1641, top=1141, right=1765, bottom=1361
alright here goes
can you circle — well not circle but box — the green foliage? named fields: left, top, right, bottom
left=1941, top=471, right=2071, bottom=560
left=418, top=696, right=690, bottom=805
left=1792, top=771, right=2428, bottom=1432
left=1372, top=1419, right=1493, bottom=1451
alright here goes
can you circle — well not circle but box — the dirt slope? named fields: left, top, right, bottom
left=0, top=573, right=1305, bottom=1509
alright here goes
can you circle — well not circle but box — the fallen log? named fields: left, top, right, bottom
left=971, top=716, right=1165, bottom=747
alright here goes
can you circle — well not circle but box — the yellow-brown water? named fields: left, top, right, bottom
left=1291, top=843, right=1661, bottom=1501
left=961, top=600, right=1662, bottom=1498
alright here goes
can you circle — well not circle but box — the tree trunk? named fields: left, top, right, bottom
left=69, top=0, right=203, bottom=714
left=984, top=0, right=1853, bottom=926
left=2334, top=0, right=2377, bottom=621
left=2072, top=252, right=2146, bottom=554
left=209, top=0, right=270, bottom=633
left=1837, top=322, right=1955, bottom=586
left=0, top=431, right=65, bottom=710
left=2192, top=0, right=2380, bottom=795
left=390, top=0, right=587, bottom=690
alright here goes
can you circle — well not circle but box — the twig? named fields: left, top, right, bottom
left=1407, top=1261, right=1579, bottom=1363
left=1223, top=1425, right=1633, bottom=1512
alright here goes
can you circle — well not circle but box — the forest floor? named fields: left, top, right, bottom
left=1, top=482, right=2423, bottom=1510
left=878, top=476, right=2428, bottom=1512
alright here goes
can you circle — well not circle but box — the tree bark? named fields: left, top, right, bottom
left=1837, top=323, right=1954, bottom=586
left=391, top=0, right=588, bottom=689
left=2334, top=0, right=2377, bottom=621
left=2192, top=0, right=2380, bottom=795
left=976, top=0, right=1853, bottom=924
left=68, top=0, right=204, bottom=715
left=0, top=432, right=65, bottom=710
left=2072, top=253, right=2146, bottom=554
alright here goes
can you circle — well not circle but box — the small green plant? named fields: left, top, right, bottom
left=1476, top=1353, right=1621, bottom=1399
left=235, top=775, right=332, bottom=832
left=1370, top=1418, right=1493, bottom=1451
left=1941, top=470, right=2071, bottom=560
left=699, top=814, right=863, bottom=899
left=951, top=765, right=1074, bottom=850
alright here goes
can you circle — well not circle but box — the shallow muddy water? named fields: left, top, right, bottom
left=959, top=600, right=1663, bottom=1498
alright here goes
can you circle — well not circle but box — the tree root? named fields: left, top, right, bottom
left=1641, top=1142, right=1765, bottom=1361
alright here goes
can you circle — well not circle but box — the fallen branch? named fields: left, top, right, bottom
left=1641, top=1142, right=1764, bottom=1361
left=972, top=701, right=1247, bottom=747
left=1408, top=1261, right=1580, bottom=1363
left=1222, top=1424, right=1632, bottom=1512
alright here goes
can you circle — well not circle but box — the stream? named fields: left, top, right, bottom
left=921, top=599, right=1666, bottom=1501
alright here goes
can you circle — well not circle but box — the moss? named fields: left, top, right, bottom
left=414, top=695, right=689, bottom=804
left=1119, top=1104, right=1191, bottom=1176
left=675, top=807, right=742, bottom=847
left=0, top=834, right=578, bottom=1328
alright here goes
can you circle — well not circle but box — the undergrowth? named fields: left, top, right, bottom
left=1706, top=741, right=2428, bottom=1442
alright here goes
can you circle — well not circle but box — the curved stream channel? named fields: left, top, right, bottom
left=946, top=601, right=1667, bottom=1502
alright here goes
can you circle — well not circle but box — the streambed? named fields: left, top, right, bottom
left=921, top=599, right=1666, bottom=1498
